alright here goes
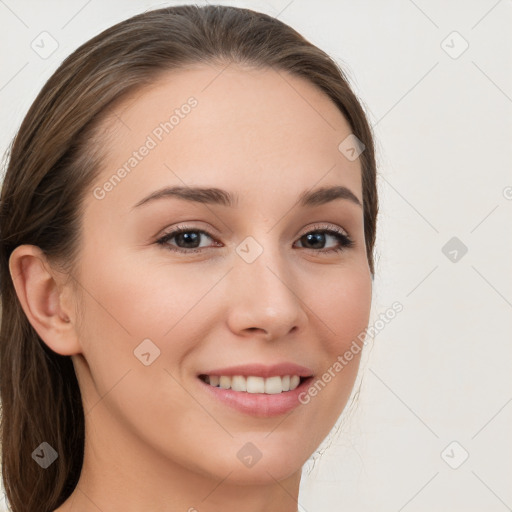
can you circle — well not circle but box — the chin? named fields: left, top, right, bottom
left=221, top=459, right=304, bottom=485
left=184, top=440, right=308, bottom=485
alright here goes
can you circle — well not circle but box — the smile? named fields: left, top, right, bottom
left=198, top=374, right=303, bottom=394
left=197, top=374, right=315, bottom=417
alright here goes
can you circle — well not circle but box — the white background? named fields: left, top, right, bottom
left=1, top=1, right=511, bottom=511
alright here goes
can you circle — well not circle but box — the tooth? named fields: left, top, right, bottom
left=219, top=376, right=231, bottom=389
left=264, top=376, right=283, bottom=394
left=231, top=375, right=247, bottom=392
left=205, top=374, right=305, bottom=393
left=246, top=376, right=265, bottom=393
left=289, top=375, right=300, bottom=390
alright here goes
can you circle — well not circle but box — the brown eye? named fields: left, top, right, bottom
left=156, top=227, right=218, bottom=253
left=295, top=228, right=354, bottom=253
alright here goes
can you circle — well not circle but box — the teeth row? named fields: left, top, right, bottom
left=203, top=375, right=302, bottom=394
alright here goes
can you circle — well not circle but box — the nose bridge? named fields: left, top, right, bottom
left=227, top=234, right=306, bottom=339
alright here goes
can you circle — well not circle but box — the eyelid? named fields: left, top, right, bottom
left=156, top=221, right=218, bottom=240
left=300, top=222, right=350, bottom=237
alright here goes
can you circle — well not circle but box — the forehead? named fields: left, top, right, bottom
left=91, top=63, right=362, bottom=212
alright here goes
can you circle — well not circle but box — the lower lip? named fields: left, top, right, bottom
left=197, top=376, right=314, bottom=418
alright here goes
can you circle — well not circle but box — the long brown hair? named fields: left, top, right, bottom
left=0, top=5, right=378, bottom=511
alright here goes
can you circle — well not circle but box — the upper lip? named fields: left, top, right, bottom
left=199, top=363, right=314, bottom=378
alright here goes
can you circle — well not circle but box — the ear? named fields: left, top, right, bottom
left=9, top=244, right=82, bottom=356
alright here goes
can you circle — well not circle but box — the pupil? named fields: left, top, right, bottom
left=305, top=232, right=324, bottom=249
left=178, top=232, right=200, bottom=248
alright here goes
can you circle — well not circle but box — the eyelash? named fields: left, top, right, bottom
left=155, top=223, right=355, bottom=255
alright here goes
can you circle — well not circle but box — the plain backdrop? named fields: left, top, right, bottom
left=1, top=1, right=511, bottom=511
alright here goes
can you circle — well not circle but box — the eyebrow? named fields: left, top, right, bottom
left=131, top=184, right=362, bottom=210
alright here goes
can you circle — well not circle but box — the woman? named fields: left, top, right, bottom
left=0, top=5, right=378, bottom=511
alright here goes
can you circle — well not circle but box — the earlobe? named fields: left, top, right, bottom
left=8, top=244, right=82, bottom=356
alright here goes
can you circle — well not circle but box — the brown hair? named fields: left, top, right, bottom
left=0, top=5, right=378, bottom=511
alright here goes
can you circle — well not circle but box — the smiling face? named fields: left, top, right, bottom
left=69, top=63, right=373, bottom=486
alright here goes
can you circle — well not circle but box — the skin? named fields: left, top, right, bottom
left=10, top=63, right=372, bottom=512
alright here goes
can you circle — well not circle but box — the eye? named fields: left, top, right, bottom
left=156, top=223, right=354, bottom=254
left=156, top=224, right=219, bottom=254
left=294, top=224, right=355, bottom=253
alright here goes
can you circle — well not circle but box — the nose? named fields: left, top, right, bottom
left=226, top=243, right=308, bottom=341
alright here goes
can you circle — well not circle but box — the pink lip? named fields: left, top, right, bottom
left=196, top=362, right=315, bottom=418
left=198, top=362, right=314, bottom=378
left=197, top=375, right=314, bottom=418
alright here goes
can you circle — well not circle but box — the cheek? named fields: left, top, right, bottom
left=302, top=266, right=372, bottom=423
left=73, top=250, right=226, bottom=403
left=312, top=265, right=373, bottom=352
left=76, top=245, right=212, bottom=341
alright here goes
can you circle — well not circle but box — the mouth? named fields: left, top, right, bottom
left=196, top=373, right=315, bottom=417
left=198, top=374, right=310, bottom=394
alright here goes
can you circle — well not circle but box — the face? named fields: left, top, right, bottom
left=70, top=63, right=372, bottom=484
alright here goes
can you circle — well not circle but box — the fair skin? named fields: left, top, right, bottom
left=10, top=63, right=372, bottom=512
